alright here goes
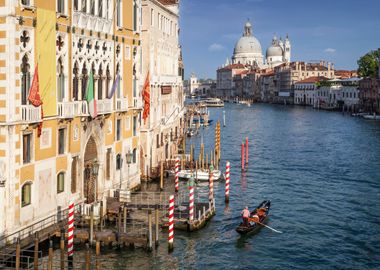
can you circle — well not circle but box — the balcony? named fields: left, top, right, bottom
left=21, top=105, right=42, bottom=123
left=133, top=97, right=143, bottom=110
left=116, top=98, right=128, bottom=112
left=58, top=102, right=75, bottom=119
left=97, top=99, right=113, bottom=115
left=73, top=101, right=89, bottom=116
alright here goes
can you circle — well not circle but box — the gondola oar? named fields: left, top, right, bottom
left=257, top=222, right=282, bottom=233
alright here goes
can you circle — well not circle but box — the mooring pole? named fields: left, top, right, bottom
left=246, top=137, right=249, bottom=164
left=225, top=161, right=230, bottom=203
left=96, top=241, right=101, bottom=270
left=241, top=142, right=245, bottom=172
left=175, top=157, right=179, bottom=192
left=15, top=238, right=20, bottom=270
left=85, top=243, right=90, bottom=270
left=148, top=210, right=153, bottom=251
left=90, top=205, right=94, bottom=245
left=160, top=161, right=164, bottom=191
left=168, top=195, right=174, bottom=252
left=99, top=200, right=104, bottom=231
left=34, top=233, right=39, bottom=270
left=60, top=229, right=65, bottom=270
left=48, top=239, right=53, bottom=270
left=123, top=205, right=127, bottom=233
left=155, top=206, right=159, bottom=247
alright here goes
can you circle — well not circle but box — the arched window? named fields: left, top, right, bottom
left=116, top=154, right=122, bottom=170
left=105, top=65, right=111, bottom=98
left=132, top=148, right=137, bottom=163
left=73, top=62, right=79, bottom=100
left=21, top=54, right=31, bottom=105
left=21, top=182, right=32, bottom=207
left=98, top=64, right=103, bottom=100
left=57, top=57, right=65, bottom=102
left=81, top=63, right=88, bottom=100
left=91, top=62, right=96, bottom=98
left=57, top=172, right=65, bottom=193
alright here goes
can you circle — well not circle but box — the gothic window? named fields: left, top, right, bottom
left=71, top=157, right=78, bottom=193
left=78, top=38, right=84, bottom=52
left=57, top=0, right=65, bottom=13
left=98, top=0, right=103, bottom=17
left=94, top=41, right=100, bottom=54
left=21, top=54, right=31, bottom=105
left=86, top=40, right=92, bottom=54
left=57, top=57, right=65, bottom=102
left=98, top=64, right=103, bottom=100
left=102, top=42, right=107, bottom=55
left=21, top=182, right=32, bottom=207
left=57, top=172, right=65, bottom=193
left=90, top=0, right=95, bottom=15
left=73, top=62, right=79, bottom=100
left=81, top=63, right=88, bottom=100
left=91, top=62, right=96, bottom=97
left=106, top=65, right=111, bottom=98
left=81, top=0, right=86, bottom=12
left=74, top=0, right=79, bottom=11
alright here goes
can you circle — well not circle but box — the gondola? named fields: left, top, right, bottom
left=236, top=200, right=271, bottom=234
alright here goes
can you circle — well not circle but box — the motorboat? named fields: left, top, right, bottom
left=203, top=98, right=224, bottom=107
left=178, top=169, right=222, bottom=181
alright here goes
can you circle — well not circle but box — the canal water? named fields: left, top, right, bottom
left=80, top=104, right=380, bottom=269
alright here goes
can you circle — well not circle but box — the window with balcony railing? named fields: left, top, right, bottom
left=74, top=0, right=79, bottom=11
left=73, top=62, right=79, bottom=100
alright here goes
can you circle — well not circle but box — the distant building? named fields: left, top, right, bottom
left=294, top=77, right=328, bottom=106
left=359, top=78, right=380, bottom=113
left=216, top=63, right=248, bottom=97
left=189, top=73, right=200, bottom=95
left=274, top=61, right=335, bottom=104
left=317, top=78, right=360, bottom=111
left=335, top=70, right=358, bottom=79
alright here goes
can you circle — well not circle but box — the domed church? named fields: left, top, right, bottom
left=231, top=20, right=291, bottom=68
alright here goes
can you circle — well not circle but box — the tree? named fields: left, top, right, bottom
left=357, top=49, right=379, bottom=78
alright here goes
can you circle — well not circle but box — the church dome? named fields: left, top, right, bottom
left=234, top=36, right=262, bottom=55
left=232, top=20, right=263, bottom=66
left=266, top=45, right=283, bottom=58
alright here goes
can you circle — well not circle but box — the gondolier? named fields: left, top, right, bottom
left=241, top=206, right=250, bottom=226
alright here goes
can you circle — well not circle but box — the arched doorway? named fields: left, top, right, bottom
left=84, top=136, right=98, bottom=204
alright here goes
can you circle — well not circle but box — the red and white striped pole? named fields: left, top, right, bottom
left=67, top=201, right=74, bottom=263
left=225, top=161, right=230, bottom=203
left=245, top=137, right=249, bottom=164
left=189, top=185, right=194, bottom=222
left=168, top=195, right=174, bottom=251
left=209, top=166, right=214, bottom=202
left=175, top=157, right=179, bottom=192
left=241, top=142, right=245, bottom=172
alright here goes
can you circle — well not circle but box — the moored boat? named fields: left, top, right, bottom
left=178, top=169, right=222, bottom=181
left=236, top=200, right=271, bottom=234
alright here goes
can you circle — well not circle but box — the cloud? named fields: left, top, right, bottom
left=208, top=43, right=225, bottom=52
left=324, top=48, right=336, bottom=53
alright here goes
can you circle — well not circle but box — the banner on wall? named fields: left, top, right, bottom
left=36, top=9, right=57, bottom=117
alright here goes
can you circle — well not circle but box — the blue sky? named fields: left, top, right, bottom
left=179, top=0, right=380, bottom=79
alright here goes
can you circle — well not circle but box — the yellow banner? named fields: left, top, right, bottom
left=36, top=9, right=56, bottom=117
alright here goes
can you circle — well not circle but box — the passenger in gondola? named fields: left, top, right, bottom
left=241, top=206, right=250, bottom=226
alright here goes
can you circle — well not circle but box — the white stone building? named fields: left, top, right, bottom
left=140, top=0, right=185, bottom=178
left=294, top=77, right=327, bottom=106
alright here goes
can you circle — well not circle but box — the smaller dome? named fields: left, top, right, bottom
left=266, top=45, right=283, bottom=58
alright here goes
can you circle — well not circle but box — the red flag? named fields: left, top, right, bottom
left=28, top=65, right=43, bottom=137
left=142, top=72, right=150, bottom=123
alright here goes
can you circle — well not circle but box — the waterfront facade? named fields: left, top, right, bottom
left=140, top=0, right=185, bottom=179
left=0, top=0, right=142, bottom=236
left=294, top=77, right=327, bottom=106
